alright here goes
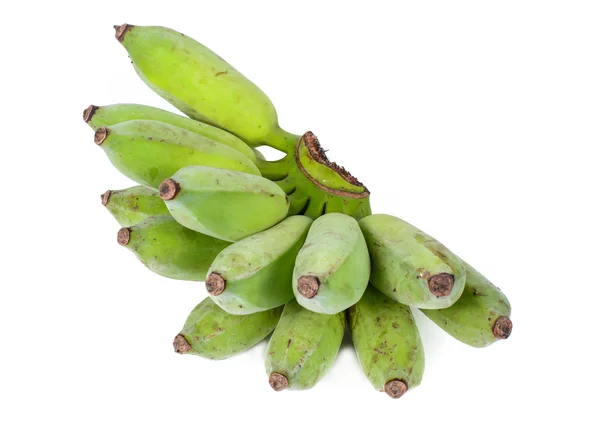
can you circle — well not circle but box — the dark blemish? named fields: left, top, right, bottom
left=148, top=137, right=153, bottom=140
left=215, top=70, right=228, bottom=77
left=287, top=339, right=292, bottom=348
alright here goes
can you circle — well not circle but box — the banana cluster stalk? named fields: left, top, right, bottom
left=85, top=23, right=513, bottom=399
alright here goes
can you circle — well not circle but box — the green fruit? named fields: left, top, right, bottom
left=265, top=300, right=345, bottom=391
left=83, top=103, right=256, bottom=163
left=206, top=216, right=312, bottom=314
left=174, top=297, right=282, bottom=360
left=101, top=185, right=169, bottom=227
left=359, top=214, right=466, bottom=309
left=348, top=285, right=425, bottom=398
left=117, top=215, right=229, bottom=281
left=159, top=165, right=289, bottom=242
left=421, top=262, right=512, bottom=347
left=94, top=120, right=259, bottom=189
left=114, top=24, right=298, bottom=151
left=293, top=213, right=370, bottom=314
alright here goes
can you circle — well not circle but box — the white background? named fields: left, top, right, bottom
left=2, top=1, right=599, bottom=437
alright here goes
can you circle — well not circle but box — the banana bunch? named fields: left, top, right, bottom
left=86, top=24, right=512, bottom=399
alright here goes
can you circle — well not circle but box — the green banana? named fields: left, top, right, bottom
left=101, top=185, right=169, bottom=227
left=117, top=215, right=229, bottom=281
left=159, top=165, right=289, bottom=242
left=265, top=300, right=345, bottom=391
left=114, top=24, right=298, bottom=151
left=348, top=285, right=425, bottom=398
left=421, top=262, right=512, bottom=347
left=83, top=103, right=256, bottom=163
left=293, top=213, right=370, bottom=314
left=174, top=297, right=282, bottom=360
left=206, top=216, right=312, bottom=315
left=94, top=120, right=259, bottom=189
left=359, top=214, right=466, bottom=309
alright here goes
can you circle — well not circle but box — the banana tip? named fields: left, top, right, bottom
left=114, top=24, right=133, bottom=42
left=428, top=273, right=454, bottom=297
left=101, top=190, right=112, bottom=206
left=493, top=316, right=512, bottom=339
left=206, top=273, right=226, bottom=296
left=159, top=179, right=180, bottom=200
left=94, top=127, right=109, bottom=145
left=117, top=227, right=131, bottom=246
left=173, top=334, right=192, bottom=354
left=83, top=105, right=98, bottom=123
left=384, top=379, right=408, bottom=399
left=297, top=275, right=320, bottom=299
left=269, top=372, right=288, bottom=391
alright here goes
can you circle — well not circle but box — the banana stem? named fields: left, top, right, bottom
left=264, top=127, right=300, bottom=154
left=256, top=157, right=291, bottom=180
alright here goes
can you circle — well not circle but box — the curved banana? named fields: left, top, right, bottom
left=94, top=120, right=259, bottom=188
left=159, top=166, right=289, bottom=242
left=174, top=297, right=282, bottom=360
left=293, top=213, right=370, bottom=314
left=117, top=215, right=229, bottom=281
left=114, top=24, right=298, bottom=151
left=421, top=262, right=512, bottom=347
left=101, top=185, right=169, bottom=227
left=206, top=216, right=312, bottom=314
left=359, top=214, right=466, bottom=309
left=265, top=300, right=345, bottom=391
left=84, top=103, right=256, bottom=163
left=348, top=284, right=425, bottom=398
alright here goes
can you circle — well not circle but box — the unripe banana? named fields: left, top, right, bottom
left=265, top=300, right=345, bottom=391
left=348, top=285, right=425, bottom=398
left=94, top=120, right=259, bottom=189
left=293, top=213, right=370, bottom=314
left=117, top=215, right=229, bottom=281
left=83, top=103, right=256, bottom=163
left=359, top=214, right=466, bottom=309
left=206, top=216, right=312, bottom=315
left=114, top=24, right=297, bottom=151
left=174, top=297, right=282, bottom=360
left=421, top=262, right=512, bottom=347
left=159, top=166, right=289, bottom=242
left=101, top=185, right=169, bottom=227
